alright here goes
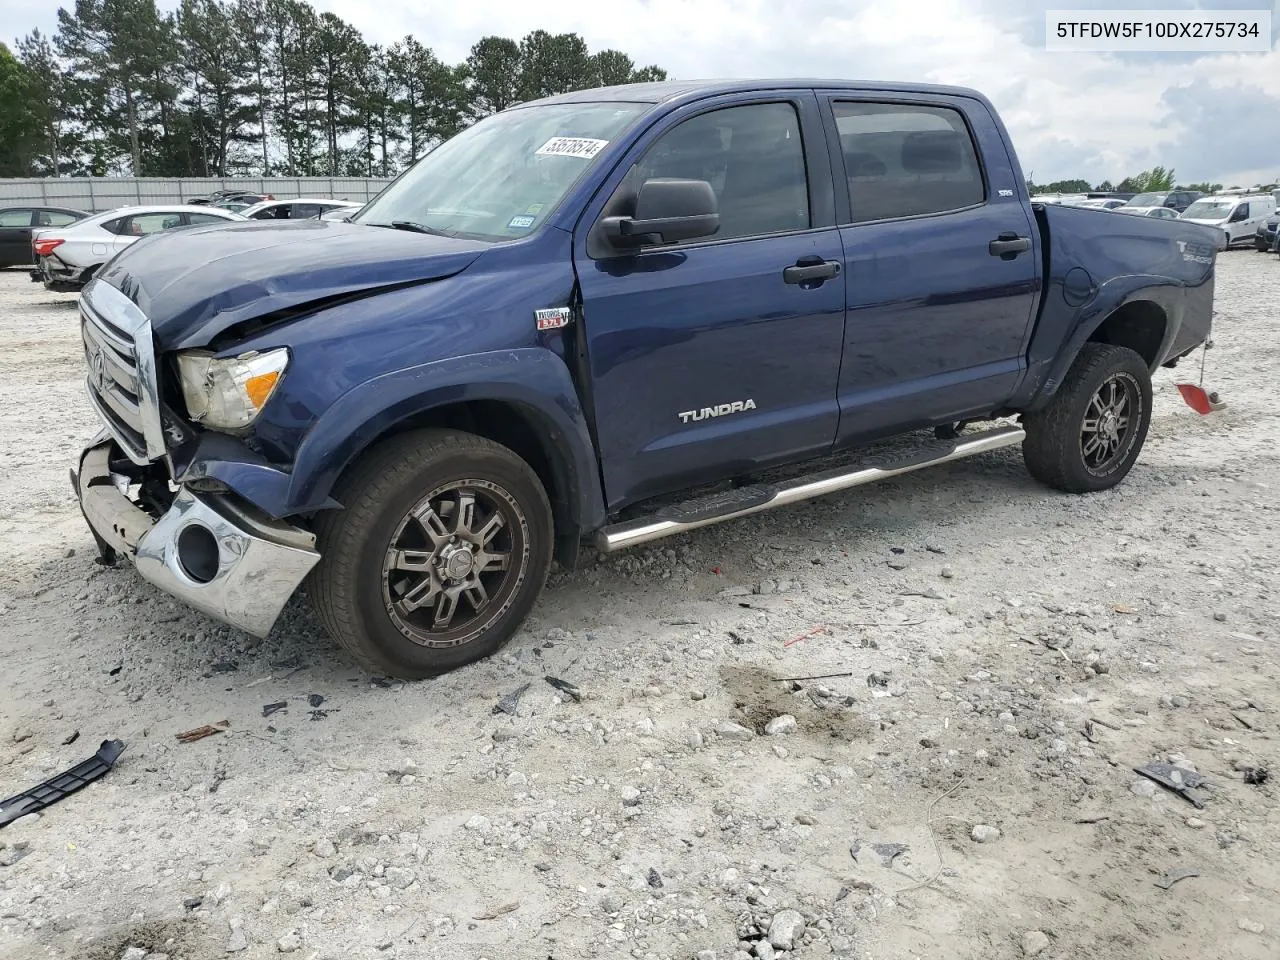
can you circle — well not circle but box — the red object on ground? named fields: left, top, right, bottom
left=1176, top=383, right=1215, bottom=415
left=785, top=625, right=828, bottom=648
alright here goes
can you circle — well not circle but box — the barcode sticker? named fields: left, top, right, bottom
left=535, top=137, right=609, bottom=160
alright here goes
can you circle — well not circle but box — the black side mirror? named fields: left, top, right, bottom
left=601, top=178, right=719, bottom=247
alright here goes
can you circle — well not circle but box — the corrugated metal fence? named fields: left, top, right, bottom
left=0, top=176, right=394, bottom=212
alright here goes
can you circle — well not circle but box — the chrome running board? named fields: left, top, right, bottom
left=595, top=425, right=1025, bottom=553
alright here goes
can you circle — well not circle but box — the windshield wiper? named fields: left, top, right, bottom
left=381, top=220, right=455, bottom=237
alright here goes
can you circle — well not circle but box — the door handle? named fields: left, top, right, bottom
left=989, top=233, right=1031, bottom=259
left=783, top=258, right=841, bottom=284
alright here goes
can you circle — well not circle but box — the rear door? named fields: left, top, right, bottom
left=0, top=209, right=35, bottom=265
left=574, top=92, right=846, bottom=509
left=818, top=92, right=1039, bottom=444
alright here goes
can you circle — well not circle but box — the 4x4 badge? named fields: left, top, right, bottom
left=535, top=307, right=572, bottom=330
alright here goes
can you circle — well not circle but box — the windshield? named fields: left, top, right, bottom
left=1125, top=193, right=1168, bottom=207
left=355, top=102, right=648, bottom=240
left=1180, top=199, right=1234, bottom=220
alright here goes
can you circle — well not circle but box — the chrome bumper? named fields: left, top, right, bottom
left=73, top=439, right=320, bottom=637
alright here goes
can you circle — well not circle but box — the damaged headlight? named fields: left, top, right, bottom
left=176, top=347, right=289, bottom=430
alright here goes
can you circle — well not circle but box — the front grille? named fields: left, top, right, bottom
left=80, top=282, right=164, bottom=464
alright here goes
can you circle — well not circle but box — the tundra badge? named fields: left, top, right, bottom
left=535, top=307, right=572, bottom=330
left=678, top=399, right=757, bottom=424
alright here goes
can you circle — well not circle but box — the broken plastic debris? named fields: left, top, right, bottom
left=851, top=840, right=909, bottom=867
left=492, top=682, right=531, bottom=716
left=544, top=676, right=581, bottom=701
left=1133, top=762, right=1209, bottom=809
left=1, top=739, right=126, bottom=828
left=262, top=701, right=288, bottom=718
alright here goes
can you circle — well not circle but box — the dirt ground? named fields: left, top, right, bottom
left=0, top=252, right=1276, bottom=960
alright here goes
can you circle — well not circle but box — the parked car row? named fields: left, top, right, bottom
left=0, top=206, right=89, bottom=268
left=0, top=197, right=368, bottom=291
left=1038, top=189, right=1278, bottom=251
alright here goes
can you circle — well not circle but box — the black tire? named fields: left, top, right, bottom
left=1022, top=343, right=1152, bottom=493
left=308, top=428, right=553, bottom=679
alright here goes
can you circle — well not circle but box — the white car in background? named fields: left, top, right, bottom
left=239, top=198, right=364, bottom=221
left=31, top=204, right=245, bottom=292
left=1179, top=194, right=1278, bottom=249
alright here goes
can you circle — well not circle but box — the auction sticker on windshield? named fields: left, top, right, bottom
left=536, top=137, right=609, bottom=159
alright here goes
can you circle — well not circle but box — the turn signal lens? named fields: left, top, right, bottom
left=33, top=238, right=64, bottom=257
left=244, top=371, right=281, bottom=408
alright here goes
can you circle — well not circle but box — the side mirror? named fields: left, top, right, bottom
left=601, top=178, right=719, bottom=247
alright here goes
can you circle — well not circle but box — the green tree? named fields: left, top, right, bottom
left=55, top=0, right=178, bottom=175
left=0, top=43, right=44, bottom=176
left=179, top=0, right=257, bottom=175
left=231, top=0, right=272, bottom=172
left=387, top=37, right=433, bottom=161
left=16, top=31, right=72, bottom=175
left=517, top=30, right=591, bottom=101
left=1119, top=166, right=1176, bottom=192
left=314, top=11, right=366, bottom=175
left=629, top=64, right=668, bottom=83
left=590, top=49, right=634, bottom=86
left=466, top=36, right=520, bottom=116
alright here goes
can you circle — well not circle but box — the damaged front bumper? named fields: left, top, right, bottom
left=73, top=436, right=320, bottom=637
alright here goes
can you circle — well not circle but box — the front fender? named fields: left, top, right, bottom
left=285, top=348, right=606, bottom=530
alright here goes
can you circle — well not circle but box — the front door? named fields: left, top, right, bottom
left=574, top=95, right=846, bottom=509
left=821, top=95, right=1040, bottom=444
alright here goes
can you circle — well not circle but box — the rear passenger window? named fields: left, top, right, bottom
left=634, top=102, right=810, bottom=242
left=42, top=211, right=79, bottom=226
left=833, top=102, right=985, bottom=223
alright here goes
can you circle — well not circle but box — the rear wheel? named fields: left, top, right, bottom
left=309, top=429, right=553, bottom=679
left=1022, top=343, right=1152, bottom=493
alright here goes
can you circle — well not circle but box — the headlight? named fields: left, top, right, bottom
left=176, top=347, right=289, bottom=430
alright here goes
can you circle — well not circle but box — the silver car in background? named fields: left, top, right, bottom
left=30, top=204, right=245, bottom=292
left=239, top=198, right=364, bottom=220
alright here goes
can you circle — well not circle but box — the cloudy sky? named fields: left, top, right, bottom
left=6, top=0, right=1278, bottom=187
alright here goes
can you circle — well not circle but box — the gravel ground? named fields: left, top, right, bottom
left=0, top=253, right=1277, bottom=960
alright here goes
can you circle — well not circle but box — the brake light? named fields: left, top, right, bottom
left=33, top=238, right=64, bottom=257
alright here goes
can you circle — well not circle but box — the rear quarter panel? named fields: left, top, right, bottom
left=1016, top=203, right=1217, bottom=407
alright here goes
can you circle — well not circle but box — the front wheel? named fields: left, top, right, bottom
left=1022, top=343, right=1153, bottom=493
left=309, top=429, right=553, bottom=679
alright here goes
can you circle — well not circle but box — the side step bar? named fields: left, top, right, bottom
left=595, top=425, right=1025, bottom=553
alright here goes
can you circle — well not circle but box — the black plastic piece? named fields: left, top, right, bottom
left=0, top=739, right=126, bottom=827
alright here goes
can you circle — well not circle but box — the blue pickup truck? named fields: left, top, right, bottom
left=73, top=80, right=1217, bottom=678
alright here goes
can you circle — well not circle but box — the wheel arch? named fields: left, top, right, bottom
left=285, top=350, right=606, bottom=569
left=1027, top=284, right=1182, bottom=410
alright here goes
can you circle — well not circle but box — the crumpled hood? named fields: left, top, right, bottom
left=97, top=219, right=489, bottom=350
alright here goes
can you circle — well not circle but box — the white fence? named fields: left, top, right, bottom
left=0, top=176, right=395, bottom=212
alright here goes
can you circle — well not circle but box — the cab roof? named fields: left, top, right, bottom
left=521, top=78, right=990, bottom=109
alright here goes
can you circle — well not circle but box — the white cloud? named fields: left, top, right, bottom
left=6, top=0, right=1278, bottom=185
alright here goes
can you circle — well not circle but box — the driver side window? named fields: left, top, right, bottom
left=634, top=102, right=810, bottom=242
